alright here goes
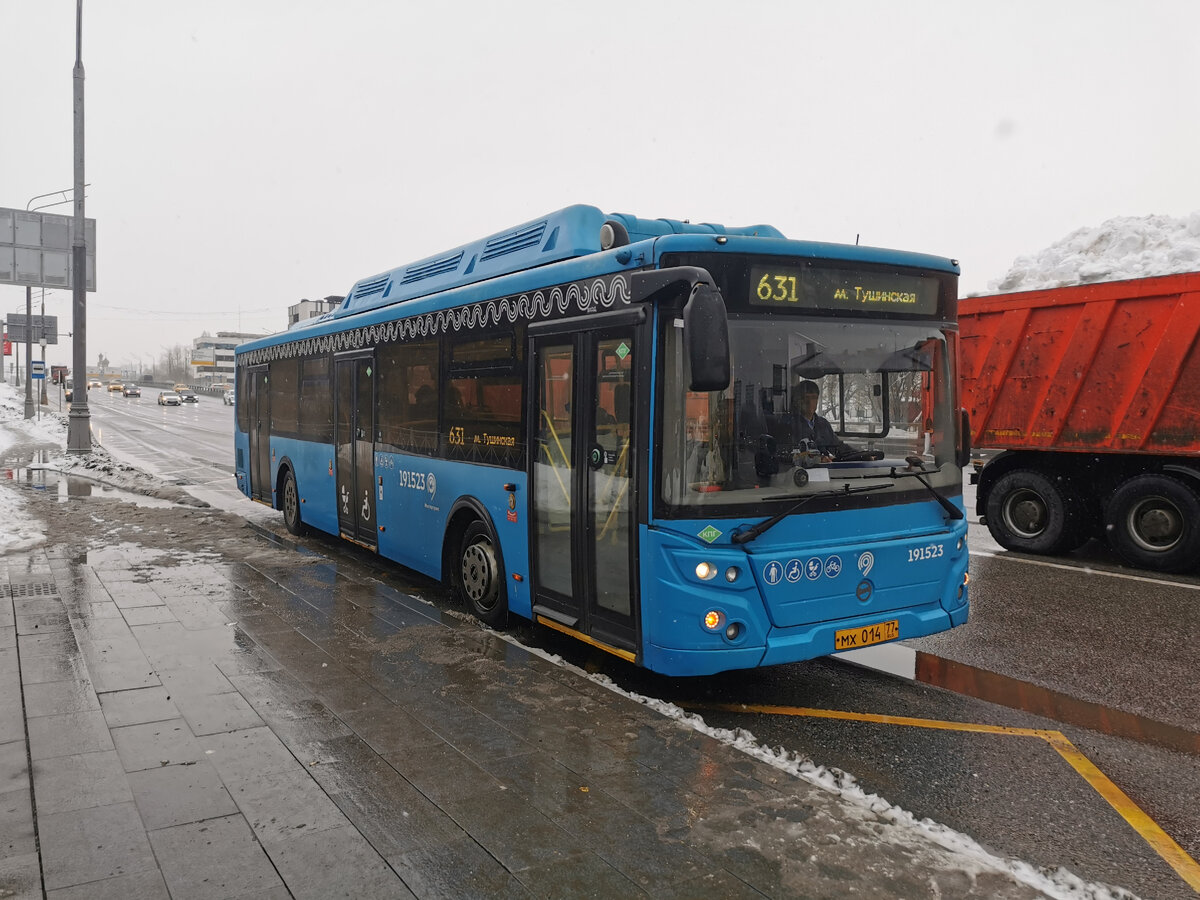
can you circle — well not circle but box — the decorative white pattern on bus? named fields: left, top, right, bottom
left=239, top=274, right=631, bottom=367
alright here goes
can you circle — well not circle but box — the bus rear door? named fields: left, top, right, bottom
left=335, top=352, right=377, bottom=548
left=248, top=366, right=271, bottom=503
left=530, top=319, right=640, bottom=659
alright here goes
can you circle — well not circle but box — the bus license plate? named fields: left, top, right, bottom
left=834, top=619, right=899, bottom=651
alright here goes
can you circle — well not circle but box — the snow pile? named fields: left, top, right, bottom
left=988, top=211, right=1200, bottom=293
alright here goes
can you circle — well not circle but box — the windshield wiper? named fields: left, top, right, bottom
left=866, top=459, right=963, bottom=520
left=731, top=483, right=893, bottom=545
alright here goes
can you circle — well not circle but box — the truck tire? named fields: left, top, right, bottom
left=984, top=469, right=1085, bottom=555
left=1104, top=474, right=1200, bottom=573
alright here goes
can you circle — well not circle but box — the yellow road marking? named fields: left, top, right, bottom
left=689, top=702, right=1200, bottom=891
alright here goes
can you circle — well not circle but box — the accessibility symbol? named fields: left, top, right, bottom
left=805, top=558, right=823, bottom=580
left=763, top=561, right=783, bottom=586
left=785, top=559, right=803, bottom=583
left=824, top=556, right=843, bottom=578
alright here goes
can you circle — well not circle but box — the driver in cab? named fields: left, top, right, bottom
left=792, top=379, right=856, bottom=462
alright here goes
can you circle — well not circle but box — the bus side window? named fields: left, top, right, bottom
left=413, top=384, right=436, bottom=419
left=378, top=341, right=438, bottom=454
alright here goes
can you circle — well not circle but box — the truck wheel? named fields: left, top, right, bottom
left=282, top=470, right=308, bottom=537
left=985, top=469, right=1084, bottom=554
left=457, top=521, right=509, bottom=628
left=1105, top=474, right=1200, bottom=573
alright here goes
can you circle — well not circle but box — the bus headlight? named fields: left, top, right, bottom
left=695, top=562, right=718, bottom=581
left=725, top=566, right=740, bottom=583
left=703, top=610, right=725, bottom=631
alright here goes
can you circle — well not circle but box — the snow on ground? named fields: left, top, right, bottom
left=0, top=379, right=1135, bottom=898
left=0, top=382, right=206, bottom=555
left=985, top=210, right=1200, bottom=293
left=510, top=640, right=1136, bottom=900
left=0, top=383, right=66, bottom=553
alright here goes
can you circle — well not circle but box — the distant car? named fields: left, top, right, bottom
left=173, top=383, right=190, bottom=392
left=122, top=384, right=141, bottom=397
left=158, top=391, right=181, bottom=406
left=178, top=389, right=198, bottom=403
left=88, top=379, right=102, bottom=389
left=223, top=389, right=235, bottom=406
left=108, top=382, right=124, bottom=392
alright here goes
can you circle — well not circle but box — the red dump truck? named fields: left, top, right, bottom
left=961, top=271, right=1200, bottom=573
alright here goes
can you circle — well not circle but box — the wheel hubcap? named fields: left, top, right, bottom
left=1003, top=489, right=1047, bottom=538
left=1126, top=496, right=1182, bottom=551
left=461, top=539, right=497, bottom=610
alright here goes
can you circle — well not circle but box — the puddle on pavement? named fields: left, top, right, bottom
left=4, top=464, right=179, bottom=508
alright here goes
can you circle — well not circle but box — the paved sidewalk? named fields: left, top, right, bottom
left=0, top=498, right=1061, bottom=899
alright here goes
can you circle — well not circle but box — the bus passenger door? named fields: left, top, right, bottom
left=530, top=325, right=639, bottom=658
left=335, top=353, right=377, bottom=548
left=248, top=366, right=271, bottom=503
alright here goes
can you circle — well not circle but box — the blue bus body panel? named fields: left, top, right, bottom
left=372, top=452, right=533, bottom=619
left=639, top=498, right=969, bottom=677
left=277, top=439, right=340, bottom=535
left=233, top=430, right=249, bottom=498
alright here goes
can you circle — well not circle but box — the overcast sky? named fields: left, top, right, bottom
left=4, top=1, right=1198, bottom=373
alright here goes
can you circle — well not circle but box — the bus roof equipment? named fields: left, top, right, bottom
left=334, top=204, right=786, bottom=320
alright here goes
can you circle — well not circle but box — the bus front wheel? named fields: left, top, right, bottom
left=458, top=521, right=508, bottom=628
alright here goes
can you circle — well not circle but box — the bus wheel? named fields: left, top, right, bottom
left=1105, top=474, right=1200, bottom=573
left=985, top=469, right=1083, bottom=555
left=282, top=470, right=308, bottom=537
left=458, top=521, right=508, bottom=627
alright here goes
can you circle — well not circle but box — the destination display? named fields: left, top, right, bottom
left=748, top=265, right=940, bottom=315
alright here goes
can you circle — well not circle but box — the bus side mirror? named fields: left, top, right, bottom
left=684, top=282, right=730, bottom=392
left=957, top=407, right=971, bottom=468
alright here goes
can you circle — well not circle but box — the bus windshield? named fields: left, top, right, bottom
left=660, top=314, right=958, bottom=509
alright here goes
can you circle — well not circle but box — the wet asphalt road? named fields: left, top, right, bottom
left=72, top=394, right=1200, bottom=898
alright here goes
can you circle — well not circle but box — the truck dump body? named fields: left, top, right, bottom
left=960, top=271, right=1200, bottom=456
left=963, top=271, right=1200, bottom=573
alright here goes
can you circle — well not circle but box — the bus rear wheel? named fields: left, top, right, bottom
left=458, top=521, right=508, bottom=627
left=282, top=470, right=308, bottom=537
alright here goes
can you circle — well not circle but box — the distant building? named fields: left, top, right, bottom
left=288, top=296, right=342, bottom=327
left=190, top=332, right=265, bottom=387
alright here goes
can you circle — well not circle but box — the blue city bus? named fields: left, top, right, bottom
left=234, top=205, right=970, bottom=676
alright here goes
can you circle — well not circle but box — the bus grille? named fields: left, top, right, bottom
left=351, top=275, right=391, bottom=299
left=481, top=222, right=547, bottom=261
left=401, top=252, right=464, bottom=284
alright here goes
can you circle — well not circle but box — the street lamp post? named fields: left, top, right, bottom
left=39, top=291, right=49, bottom=407
left=24, top=286, right=33, bottom=418
left=66, top=0, right=90, bottom=453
